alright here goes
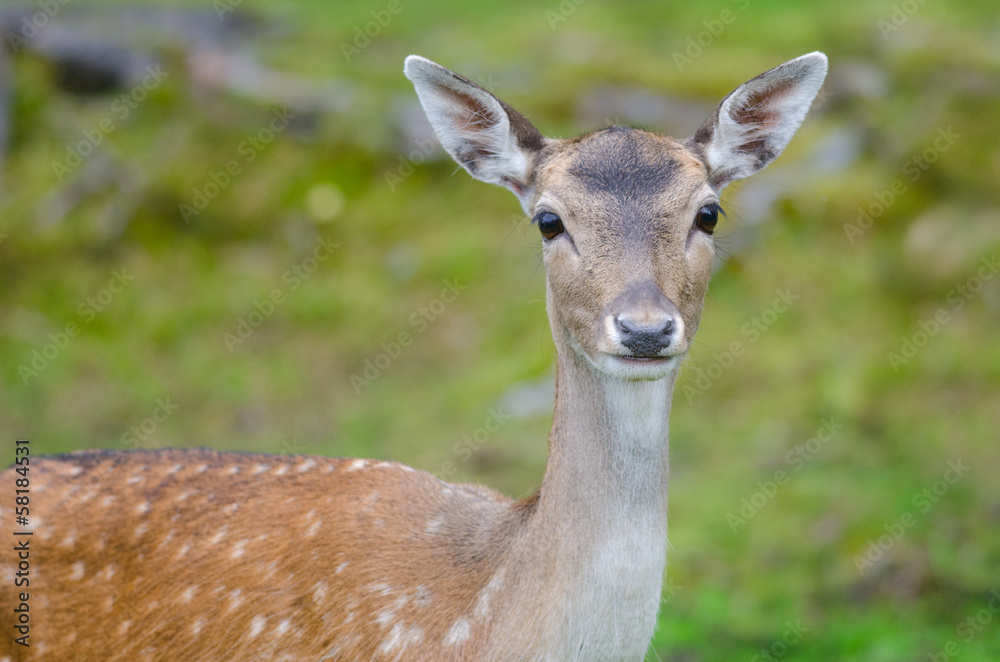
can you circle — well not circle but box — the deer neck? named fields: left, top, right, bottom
left=542, top=347, right=673, bottom=518
left=506, top=346, right=675, bottom=657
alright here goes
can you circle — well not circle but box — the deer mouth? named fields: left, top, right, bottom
left=617, top=355, right=671, bottom=363
left=596, top=352, right=684, bottom=381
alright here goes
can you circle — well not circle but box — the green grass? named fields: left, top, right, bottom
left=2, top=0, right=999, bottom=659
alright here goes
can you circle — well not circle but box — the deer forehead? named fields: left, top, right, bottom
left=537, top=128, right=711, bottom=233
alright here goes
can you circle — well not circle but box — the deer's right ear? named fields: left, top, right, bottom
left=404, top=55, right=545, bottom=202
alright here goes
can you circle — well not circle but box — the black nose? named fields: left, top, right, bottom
left=615, top=314, right=675, bottom=356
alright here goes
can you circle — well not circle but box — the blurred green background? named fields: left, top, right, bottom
left=2, top=0, right=999, bottom=659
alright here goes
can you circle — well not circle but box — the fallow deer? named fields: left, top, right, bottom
left=1, top=51, right=828, bottom=661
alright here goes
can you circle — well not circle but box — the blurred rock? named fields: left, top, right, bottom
left=575, top=85, right=712, bottom=135
left=827, top=60, right=890, bottom=103
left=903, top=204, right=1000, bottom=280
left=391, top=98, right=446, bottom=161
left=500, top=374, right=555, bottom=420
left=384, top=243, right=420, bottom=282
left=730, top=124, right=863, bottom=226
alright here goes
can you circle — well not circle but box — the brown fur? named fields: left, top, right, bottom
left=1, top=450, right=523, bottom=660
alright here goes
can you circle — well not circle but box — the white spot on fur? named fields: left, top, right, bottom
left=335, top=562, right=349, bottom=574
left=101, top=495, right=115, bottom=507
left=312, top=581, right=328, bottom=603
left=175, top=543, right=192, bottom=560
left=68, top=466, right=83, bottom=476
left=182, top=586, right=197, bottom=603
left=413, top=585, right=432, bottom=606
left=365, top=582, right=394, bottom=597
left=118, top=620, right=131, bottom=636
left=444, top=618, right=470, bottom=646
left=134, top=522, right=148, bottom=538
left=135, top=501, right=150, bottom=515
left=306, top=519, right=322, bottom=537
left=375, top=608, right=396, bottom=628
left=251, top=463, right=269, bottom=475
left=70, top=561, right=85, bottom=580
left=343, top=459, right=367, bottom=472
left=158, top=530, right=176, bottom=550
left=60, top=532, right=77, bottom=548
left=273, top=464, right=289, bottom=476
left=475, top=571, right=505, bottom=619
left=196, top=464, right=208, bottom=473
left=275, top=619, right=291, bottom=636
left=227, top=589, right=243, bottom=611
left=210, top=526, right=229, bottom=545
left=380, top=623, right=422, bottom=653
left=222, top=503, right=240, bottom=516
left=249, top=616, right=267, bottom=638
left=174, top=490, right=192, bottom=502
left=231, top=539, right=248, bottom=559
left=296, top=459, right=317, bottom=472
left=225, top=465, right=240, bottom=475
left=128, top=475, right=144, bottom=485
left=424, top=515, right=445, bottom=534
left=322, top=463, right=334, bottom=474
left=192, top=619, right=204, bottom=635
left=166, top=464, right=182, bottom=475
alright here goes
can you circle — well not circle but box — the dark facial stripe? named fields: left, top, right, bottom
left=567, top=128, right=680, bottom=199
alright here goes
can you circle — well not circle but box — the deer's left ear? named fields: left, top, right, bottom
left=691, top=52, right=828, bottom=191
left=404, top=55, right=545, bottom=202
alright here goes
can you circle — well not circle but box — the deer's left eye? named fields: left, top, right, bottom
left=695, top=204, right=723, bottom=235
left=534, top=211, right=565, bottom=241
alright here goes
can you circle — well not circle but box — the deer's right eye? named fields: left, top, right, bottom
left=533, top=211, right=565, bottom=240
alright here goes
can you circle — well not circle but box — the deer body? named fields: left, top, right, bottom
left=1, top=52, right=827, bottom=661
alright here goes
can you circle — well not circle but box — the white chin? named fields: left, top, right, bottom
left=591, top=354, right=684, bottom=381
